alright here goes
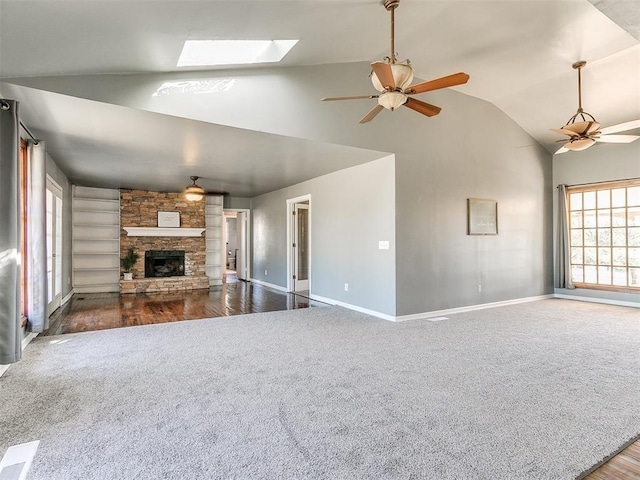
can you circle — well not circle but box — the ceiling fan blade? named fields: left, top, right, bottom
left=359, top=104, right=385, bottom=124
left=565, top=138, right=596, bottom=151
left=551, top=128, right=578, bottom=137
left=598, top=119, right=640, bottom=135
left=406, top=72, right=470, bottom=94
left=595, top=134, right=640, bottom=144
left=371, top=61, right=395, bottom=90
left=403, top=97, right=442, bottom=117
left=321, top=95, right=379, bottom=101
left=562, top=121, right=599, bottom=136
left=555, top=145, right=570, bottom=154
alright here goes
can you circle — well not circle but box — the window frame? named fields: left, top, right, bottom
left=567, top=178, right=640, bottom=293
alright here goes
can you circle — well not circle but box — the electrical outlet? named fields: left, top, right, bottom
left=477, top=284, right=482, bottom=293
left=265, top=269, right=268, bottom=276
left=344, top=283, right=349, bottom=292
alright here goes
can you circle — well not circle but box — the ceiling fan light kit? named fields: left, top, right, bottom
left=552, top=60, right=640, bottom=154
left=321, top=0, right=469, bottom=124
left=378, top=91, right=407, bottom=110
left=184, top=176, right=205, bottom=201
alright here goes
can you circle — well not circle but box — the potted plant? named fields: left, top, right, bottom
left=121, top=247, right=139, bottom=281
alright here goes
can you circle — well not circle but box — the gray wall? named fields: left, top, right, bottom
left=251, top=156, right=396, bottom=316
left=46, top=153, right=73, bottom=299
left=224, top=197, right=251, bottom=210
left=226, top=217, right=237, bottom=265
left=553, top=140, right=640, bottom=305
left=13, top=63, right=554, bottom=315
left=394, top=92, right=553, bottom=315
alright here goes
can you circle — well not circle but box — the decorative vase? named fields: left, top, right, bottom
left=123, top=272, right=133, bottom=281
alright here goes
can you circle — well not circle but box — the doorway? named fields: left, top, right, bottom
left=287, top=195, right=311, bottom=295
left=222, top=209, right=250, bottom=283
left=46, top=177, right=63, bottom=317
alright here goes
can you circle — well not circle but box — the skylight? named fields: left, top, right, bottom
left=177, top=40, right=298, bottom=67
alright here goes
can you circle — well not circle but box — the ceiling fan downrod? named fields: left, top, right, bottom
left=567, top=60, right=596, bottom=125
left=384, top=0, right=400, bottom=63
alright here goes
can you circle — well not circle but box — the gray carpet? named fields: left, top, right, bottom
left=1, top=299, right=639, bottom=479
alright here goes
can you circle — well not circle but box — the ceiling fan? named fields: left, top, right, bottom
left=321, top=0, right=470, bottom=124
left=184, top=176, right=228, bottom=201
left=552, top=60, right=640, bottom=154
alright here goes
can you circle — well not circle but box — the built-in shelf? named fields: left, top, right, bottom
left=73, top=252, right=119, bottom=255
left=205, top=196, right=224, bottom=286
left=123, top=227, right=205, bottom=237
left=74, top=267, right=120, bottom=271
left=73, top=209, right=120, bottom=214
left=73, top=237, right=119, bottom=241
left=74, top=223, right=120, bottom=227
left=73, top=186, right=121, bottom=293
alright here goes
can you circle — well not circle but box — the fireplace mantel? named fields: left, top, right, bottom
left=123, top=227, right=205, bottom=237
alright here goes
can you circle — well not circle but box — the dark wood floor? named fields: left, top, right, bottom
left=44, top=280, right=326, bottom=336
left=43, top=285, right=640, bottom=478
left=583, top=438, right=640, bottom=480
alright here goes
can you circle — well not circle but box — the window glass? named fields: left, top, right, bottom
left=597, top=189, right=610, bottom=208
left=628, top=186, right=640, bottom=206
left=611, top=189, right=626, bottom=208
left=570, top=192, right=582, bottom=211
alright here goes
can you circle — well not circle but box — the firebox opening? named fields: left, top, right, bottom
left=145, top=250, right=186, bottom=278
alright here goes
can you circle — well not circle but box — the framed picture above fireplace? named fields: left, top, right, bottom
left=158, top=211, right=180, bottom=228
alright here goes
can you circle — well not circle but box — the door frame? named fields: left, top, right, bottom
left=46, top=175, right=63, bottom=317
left=222, top=208, right=251, bottom=280
left=286, top=194, right=311, bottom=293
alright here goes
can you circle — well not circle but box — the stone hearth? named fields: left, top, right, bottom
left=120, top=276, right=209, bottom=294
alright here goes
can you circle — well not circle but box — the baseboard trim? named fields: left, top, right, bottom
left=22, top=332, right=38, bottom=350
left=62, top=289, right=74, bottom=306
left=554, top=294, right=639, bottom=309
left=308, top=294, right=395, bottom=321
left=395, top=294, right=555, bottom=322
left=249, top=278, right=288, bottom=293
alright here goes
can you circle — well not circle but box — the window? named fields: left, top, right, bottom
left=19, top=139, right=28, bottom=327
left=568, top=179, right=640, bottom=291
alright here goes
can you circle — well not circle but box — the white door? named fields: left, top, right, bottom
left=46, top=178, right=63, bottom=316
left=293, top=204, right=309, bottom=292
left=236, top=211, right=248, bottom=280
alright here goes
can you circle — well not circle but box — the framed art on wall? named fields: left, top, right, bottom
left=158, top=211, right=180, bottom=228
left=467, top=198, right=498, bottom=235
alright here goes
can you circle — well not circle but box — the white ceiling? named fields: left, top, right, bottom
left=0, top=0, right=638, bottom=196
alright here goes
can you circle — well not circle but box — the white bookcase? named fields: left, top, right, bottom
left=72, top=186, right=120, bottom=293
left=205, top=195, right=224, bottom=286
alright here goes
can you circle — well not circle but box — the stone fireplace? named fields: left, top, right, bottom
left=119, top=189, right=210, bottom=294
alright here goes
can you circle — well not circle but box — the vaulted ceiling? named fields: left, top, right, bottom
left=1, top=0, right=638, bottom=196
